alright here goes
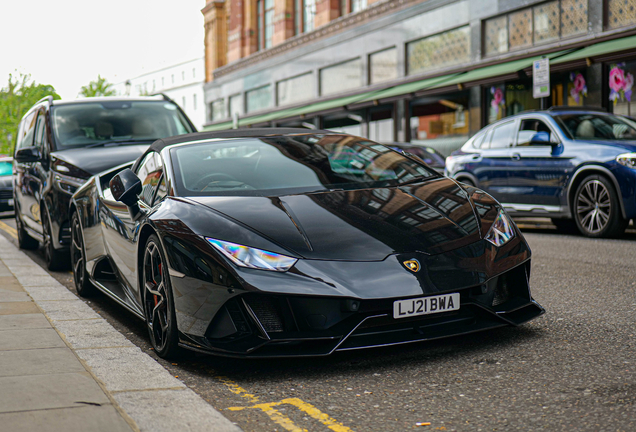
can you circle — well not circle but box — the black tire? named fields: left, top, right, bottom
left=142, top=234, right=181, bottom=359
left=15, top=213, right=38, bottom=250
left=551, top=218, right=578, bottom=234
left=70, top=212, right=96, bottom=297
left=573, top=175, right=628, bottom=238
left=42, top=208, right=69, bottom=271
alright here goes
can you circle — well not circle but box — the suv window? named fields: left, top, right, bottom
left=135, top=152, right=164, bottom=206
left=50, top=101, right=194, bottom=149
left=516, top=119, right=554, bottom=146
left=17, top=111, right=37, bottom=150
left=488, top=121, right=515, bottom=149
left=34, top=112, right=47, bottom=150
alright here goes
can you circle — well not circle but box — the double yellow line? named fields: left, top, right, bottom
left=0, top=219, right=17, bottom=240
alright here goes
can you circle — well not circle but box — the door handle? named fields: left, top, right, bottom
left=511, top=153, right=521, bottom=161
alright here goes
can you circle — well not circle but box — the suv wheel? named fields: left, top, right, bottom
left=70, top=212, right=95, bottom=297
left=15, top=213, right=38, bottom=250
left=42, top=208, right=68, bottom=271
left=573, top=175, right=628, bottom=238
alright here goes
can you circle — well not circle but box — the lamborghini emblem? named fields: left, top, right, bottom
left=403, top=259, right=420, bottom=273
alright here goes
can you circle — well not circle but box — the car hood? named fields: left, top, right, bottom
left=188, top=177, right=497, bottom=261
left=51, top=145, right=149, bottom=175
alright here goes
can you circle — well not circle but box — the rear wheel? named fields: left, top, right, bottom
left=70, top=212, right=96, bottom=297
left=15, top=212, right=38, bottom=250
left=42, top=208, right=68, bottom=271
left=142, top=234, right=180, bottom=359
left=573, top=175, right=627, bottom=238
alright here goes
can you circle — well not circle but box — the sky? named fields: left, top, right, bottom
left=1, top=0, right=205, bottom=99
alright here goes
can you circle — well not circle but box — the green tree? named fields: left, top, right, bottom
left=79, top=75, right=116, bottom=98
left=0, top=73, right=60, bottom=155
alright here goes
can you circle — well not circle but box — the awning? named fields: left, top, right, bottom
left=552, top=34, right=636, bottom=65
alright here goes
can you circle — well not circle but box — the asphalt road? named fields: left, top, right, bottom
left=1, top=212, right=635, bottom=432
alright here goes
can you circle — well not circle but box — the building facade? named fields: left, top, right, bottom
left=201, top=0, right=636, bottom=154
left=112, top=58, right=206, bottom=130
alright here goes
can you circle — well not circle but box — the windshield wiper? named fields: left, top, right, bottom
left=85, top=139, right=156, bottom=148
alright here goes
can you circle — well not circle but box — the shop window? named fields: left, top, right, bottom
left=607, top=0, right=636, bottom=29
left=369, top=106, right=394, bottom=142
left=341, top=0, right=367, bottom=16
left=246, top=85, right=272, bottom=113
left=487, top=82, right=541, bottom=124
left=484, top=0, right=588, bottom=57
left=609, top=61, right=636, bottom=116
left=407, top=26, right=470, bottom=76
left=410, top=91, right=470, bottom=155
left=369, top=48, right=398, bottom=85
left=209, top=99, right=226, bottom=121
left=551, top=70, right=588, bottom=107
left=228, top=94, right=243, bottom=118
left=277, top=73, right=314, bottom=106
left=320, top=58, right=362, bottom=96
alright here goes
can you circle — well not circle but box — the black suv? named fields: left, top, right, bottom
left=13, top=95, right=196, bottom=269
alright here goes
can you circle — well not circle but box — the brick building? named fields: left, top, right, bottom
left=201, top=0, right=636, bottom=154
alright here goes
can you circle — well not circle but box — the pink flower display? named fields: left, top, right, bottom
left=609, top=64, right=634, bottom=103
left=569, top=72, right=587, bottom=104
left=490, top=86, right=505, bottom=114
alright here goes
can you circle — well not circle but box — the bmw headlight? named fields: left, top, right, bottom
left=206, top=238, right=297, bottom=272
left=484, top=210, right=515, bottom=247
left=616, top=153, right=636, bottom=168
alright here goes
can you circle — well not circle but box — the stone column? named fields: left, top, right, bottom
left=315, top=0, right=340, bottom=28
left=202, top=0, right=228, bottom=82
left=227, top=0, right=245, bottom=62
left=273, top=0, right=296, bottom=45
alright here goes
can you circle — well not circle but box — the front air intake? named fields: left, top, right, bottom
left=244, top=296, right=284, bottom=333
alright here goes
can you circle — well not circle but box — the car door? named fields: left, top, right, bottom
left=100, top=151, right=165, bottom=307
left=472, top=119, right=518, bottom=203
left=16, top=110, right=43, bottom=232
left=505, top=117, right=574, bottom=209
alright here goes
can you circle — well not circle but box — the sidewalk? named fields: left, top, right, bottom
left=0, top=234, right=241, bottom=432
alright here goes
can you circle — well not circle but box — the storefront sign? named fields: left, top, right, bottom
left=533, top=58, right=550, bottom=98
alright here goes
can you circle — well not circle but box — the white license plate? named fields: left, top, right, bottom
left=393, top=293, right=460, bottom=319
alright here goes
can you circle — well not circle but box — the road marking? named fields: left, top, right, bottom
left=0, top=219, right=18, bottom=240
left=218, top=376, right=353, bottom=432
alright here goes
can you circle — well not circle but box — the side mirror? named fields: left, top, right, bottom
left=14, top=146, right=41, bottom=163
left=110, top=168, right=142, bottom=207
left=529, top=131, right=551, bottom=145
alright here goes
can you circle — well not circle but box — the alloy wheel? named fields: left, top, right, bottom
left=143, top=240, right=171, bottom=354
left=575, top=179, right=611, bottom=234
left=70, top=213, right=94, bottom=296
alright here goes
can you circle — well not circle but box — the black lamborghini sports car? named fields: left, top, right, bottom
left=70, top=129, right=544, bottom=359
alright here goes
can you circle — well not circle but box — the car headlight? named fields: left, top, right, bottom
left=206, top=238, right=297, bottom=272
left=616, top=153, right=636, bottom=168
left=54, top=172, right=87, bottom=194
left=484, top=210, right=515, bottom=247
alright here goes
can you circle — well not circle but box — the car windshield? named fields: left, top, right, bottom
left=554, top=113, right=636, bottom=141
left=0, top=161, right=11, bottom=176
left=170, top=134, right=437, bottom=197
left=51, top=101, right=194, bottom=149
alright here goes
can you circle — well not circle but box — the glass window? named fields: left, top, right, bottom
left=609, top=61, right=636, bottom=117
left=170, top=135, right=436, bottom=197
left=34, top=113, right=47, bottom=149
left=210, top=99, right=226, bottom=121
left=50, top=101, right=194, bottom=149
left=229, top=94, right=243, bottom=118
left=533, top=1, right=559, bottom=44
left=554, top=113, right=636, bottom=141
left=407, top=26, right=470, bottom=76
left=135, top=152, right=164, bottom=206
left=607, top=0, right=636, bottom=29
left=351, top=0, right=367, bottom=13
left=320, top=58, right=362, bottom=96
left=488, top=121, right=515, bottom=149
left=303, top=0, right=316, bottom=32
left=487, top=82, right=540, bottom=124
left=154, top=175, right=168, bottom=204
left=246, top=85, right=272, bottom=113
left=17, top=111, right=37, bottom=150
left=369, top=48, right=397, bottom=85
left=517, top=119, right=554, bottom=146
left=277, top=73, right=314, bottom=106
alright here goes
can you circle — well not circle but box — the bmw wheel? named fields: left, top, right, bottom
left=143, top=234, right=180, bottom=359
left=70, top=212, right=95, bottom=297
left=573, top=175, right=627, bottom=238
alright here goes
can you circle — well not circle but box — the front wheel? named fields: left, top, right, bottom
left=573, top=175, right=627, bottom=238
left=143, top=234, right=181, bottom=359
left=70, top=212, right=96, bottom=297
left=15, top=212, right=38, bottom=250
left=42, top=208, right=68, bottom=271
